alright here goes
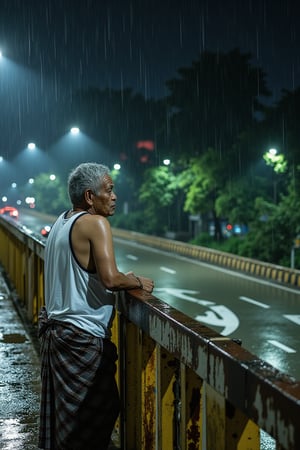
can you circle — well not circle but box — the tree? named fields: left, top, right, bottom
left=32, top=173, right=69, bottom=215
left=138, top=166, right=180, bottom=235
left=165, top=49, right=271, bottom=161
left=260, top=87, right=300, bottom=169
left=215, top=175, right=269, bottom=226
left=178, top=149, right=229, bottom=240
left=238, top=178, right=300, bottom=266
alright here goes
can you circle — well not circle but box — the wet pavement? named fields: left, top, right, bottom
left=0, top=266, right=40, bottom=450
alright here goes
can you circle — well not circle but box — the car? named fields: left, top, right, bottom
left=0, top=206, right=19, bottom=219
left=40, top=225, right=52, bottom=237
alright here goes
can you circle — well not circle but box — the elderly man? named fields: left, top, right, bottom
left=38, top=162, right=154, bottom=450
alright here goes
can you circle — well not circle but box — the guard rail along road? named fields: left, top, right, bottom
left=1, top=215, right=300, bottom=450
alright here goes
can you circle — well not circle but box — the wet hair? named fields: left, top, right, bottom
left=68, top=162, right=110, bottom=205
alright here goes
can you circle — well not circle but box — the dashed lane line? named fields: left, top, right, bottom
left=268, top=340, right=296, bottom=353
left=160, top=266, right=176, bottom=274
left=239, top=296, right=270, bottom=309
left=126, top=254, right=139, bottom=261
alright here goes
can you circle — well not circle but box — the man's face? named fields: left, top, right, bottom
left=91, top=175, right=117, bottom=217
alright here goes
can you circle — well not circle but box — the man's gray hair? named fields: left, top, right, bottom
left=68, top=162, right=110, bottom=205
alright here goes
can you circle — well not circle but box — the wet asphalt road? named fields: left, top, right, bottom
left=0, top=266, right=40, bottom=450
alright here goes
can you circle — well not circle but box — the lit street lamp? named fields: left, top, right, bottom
left=263, top=148, right=287, bottom=174
left=70, top=127, right=80, bottom=135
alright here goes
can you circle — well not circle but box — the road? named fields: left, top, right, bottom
left=17, top=209, right=300, bottom=380
left=114, top=238, right=300, bottom=380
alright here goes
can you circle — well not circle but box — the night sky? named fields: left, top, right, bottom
left=1, top=0, right=300, bottom=165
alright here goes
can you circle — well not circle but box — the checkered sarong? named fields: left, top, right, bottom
left=38, top=307, right=120, bottom=450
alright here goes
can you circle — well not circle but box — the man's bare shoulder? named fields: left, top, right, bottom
left=75, top=213, right=110, bottom=234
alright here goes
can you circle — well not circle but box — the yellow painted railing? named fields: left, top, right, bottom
left=1, top=216, right=300, bottom=450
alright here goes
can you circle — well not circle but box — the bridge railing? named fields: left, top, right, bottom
left=1, top=216, right=300, bottom=450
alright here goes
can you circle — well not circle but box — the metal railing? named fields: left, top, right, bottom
left=1, top=216, right=300, bottom=449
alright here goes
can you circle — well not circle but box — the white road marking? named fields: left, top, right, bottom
left=126, top=254, right=138, bottom=261
left=155, top=288, right=239, bottom=335
left=239, top=296, right=270, bottom=308
left=195, top=305, right=239, bottom=336
left=283, top=315, right=300, bottom=326
left=155, top=288, right=214, bottom=306
left=160, top=266, right=176, bottom=274
left=268, top=340, right=296, bottom=353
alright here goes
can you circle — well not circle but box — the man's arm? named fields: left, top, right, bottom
left=88, top=215, right=154, bottom=293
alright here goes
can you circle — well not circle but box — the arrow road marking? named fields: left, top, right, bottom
left=195, top=305, right=239, bottom=336
left=155, top=288, right=239, bottom=336
left=155, top=288, right=214, bottom=306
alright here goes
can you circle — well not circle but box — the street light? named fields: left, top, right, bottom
left=70, top=127, right=80, bottom=135
left=27, top=143, right=36, bottom=150
left=25, top=197, right=35, bottom=208
left=263, top=148, right=287, bottom=174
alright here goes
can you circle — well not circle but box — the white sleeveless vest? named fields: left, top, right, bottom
left=44, top=211, right=115, bottom=338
